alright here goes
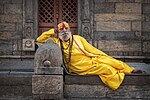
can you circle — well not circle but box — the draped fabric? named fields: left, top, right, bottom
left=36, top=33, right=135, bottom=90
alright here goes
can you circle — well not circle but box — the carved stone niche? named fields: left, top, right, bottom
left=32, top=39, right=64, bottom=100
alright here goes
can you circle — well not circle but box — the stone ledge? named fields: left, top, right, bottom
left=64, top=74, right=150, bottom=99
left=65, top=74, right=150, bottom=85
left=0, top=71, right=32, bottom=86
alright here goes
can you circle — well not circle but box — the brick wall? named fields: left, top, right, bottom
left=0, top=0, right=150, bottom=57
left=142, top=0, right=150, bottom=56
left=0, top=0, right=23, bottom=55
left=93, top=0, right=150, bottom=56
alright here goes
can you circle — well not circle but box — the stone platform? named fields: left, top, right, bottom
left=0, top=62, right=150, bottom=100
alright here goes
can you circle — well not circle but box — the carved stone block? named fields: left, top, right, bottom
left=32, top=75, right=63, bottom=100
left=34, top=39, right=63, bottom=73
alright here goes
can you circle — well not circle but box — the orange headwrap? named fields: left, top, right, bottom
left=57, top=21, right=70, bottom=32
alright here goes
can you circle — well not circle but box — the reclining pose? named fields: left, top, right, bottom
left=36, top=21, right=144, bottom=90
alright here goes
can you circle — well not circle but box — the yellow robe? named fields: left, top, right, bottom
left=36, top=32, right=135, bottom=90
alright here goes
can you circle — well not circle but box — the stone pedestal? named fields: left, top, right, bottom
left=32, top=67, right=63, bottom=100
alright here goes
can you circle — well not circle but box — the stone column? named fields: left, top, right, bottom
left=32, top=67, right=64, bottom=100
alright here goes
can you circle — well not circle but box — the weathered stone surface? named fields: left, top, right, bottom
left=145, top=15, right=150, bottom=21
left=135, top=0, right=142, bottom=2
left=96, top=40, right=141, bottom=51
left=96, top=21, right=131, bottom=31
left=0, top=0, right=11, bottom=4
left=64, top=74, right=150, bottom=99
left=12, top=0, right=23, bottom=4
left=142, top=0, right=150, bottom=3
left=0, top=15, right=22, bottom=23
left=94, top=0, right=105, bottom=3
left=0, top=86, right=32, bottom=98
left=0, top=73, right=32, bottom=86
left=107, top=85, right=150, bottom=99
left=32, top=75, right=63, bottom=99
left=65, top=75, right=103, bottom=85
left=64, top=85, right=106, bottom=98
left=0, top=4, right=3, bottom=13
left=34, top=40, right=62, bottom=73
left=107, top=0, right=135, bottom=2
left=93, top=31, right=140, bottom=40
left=115, top=3, right=141, bottom=14
left=142, top=22, right=150, bottom=31
left=65, top=73, right=150, bottom=85
left=0, top=40, right=12, bottom=55
left=0, top=58, right=34, bottom=71
left=0, top=32, right=13, bottom=40
left=4, top=4, right=22, bottom=14
left=36, top=67, right=63, bottom=75
left=143, top=4, right=150, bottom=14
left=131, top=21, right=141, bottom=31
left=143, top=41, right=150, bottom=53
left=142, top=32, right=150, bottom=40
left=94, top=14, right=141, bottom=21
left=0, top=23, right=15, bottom=31
left=24, top=0, right=33, bottom=21
left=94, top=3, right=115, bottom=13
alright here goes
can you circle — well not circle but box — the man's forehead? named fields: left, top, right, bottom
left=58, top=22, right=69, bottom=29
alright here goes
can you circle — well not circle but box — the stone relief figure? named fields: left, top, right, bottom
left=34, top=39, right=63, bottom=73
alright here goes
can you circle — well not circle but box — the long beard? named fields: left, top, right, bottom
left=59, top=32, right=71, bottom=42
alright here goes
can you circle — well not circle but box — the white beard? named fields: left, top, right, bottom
left=58, top=31, right=71, bottom=42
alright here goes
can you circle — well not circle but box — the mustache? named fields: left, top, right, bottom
left=59, top=32, right=71, bottom=41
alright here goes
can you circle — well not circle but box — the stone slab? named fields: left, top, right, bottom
left=107, top=85, right=150, bottom=99
left=0, top=58, right=34, bottom=71
left=106, top=0, right=135, bottom=2
left=143, top=41, right=150, bottom=53
left=94, top=14, right=141, bottom=21
left=131, top=21, right=141, bottom=31
left=36, top=67, right=63, bottom=75
left=96, top=21, right=131, bottom=31
left=94, top=3, right=115, bottom=13
left=0, top=72, right=32, bottom=86
left=64, top=84, right=150, bottom=99
left=32, top=75, right=63, bottom=100
left=0, top=23, right=16, bottom=31
left=96, top=40, right=141, bottom=52
left=65, top=73, right=150, bottom=85
left=142, top=22, right=150, bottom=31
left=4, top=4, right=22, bottom=14
left=0, top=15, right=22, bottom=23
left=64, top=84, right=106, bottom=98
left=115, top=3, right=141, bottom=14
left=93, top=31, right=139, bottom=40
left=0, top=86, right=32, bottom=98
left=142, top=4, right=150, bottom=14
left=0, top=4, right=3, bottom=13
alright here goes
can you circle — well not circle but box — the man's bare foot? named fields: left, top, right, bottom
left=132, top=69, right=146, bottom=74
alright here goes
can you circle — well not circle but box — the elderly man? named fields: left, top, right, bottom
left=37, top=21, right=144, bottom=90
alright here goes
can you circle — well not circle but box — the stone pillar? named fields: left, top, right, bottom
left=32, top=67, right=64, bottom=100
left=32, top=39, right=63, bottom=99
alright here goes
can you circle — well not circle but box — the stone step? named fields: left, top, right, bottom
left=64, top=74, right=150, bottom=99
left=127, top=62, right=150, bottom=73
left=0, top=58, right=34, bottom=71
left=0, top=72, right=33, bottom=99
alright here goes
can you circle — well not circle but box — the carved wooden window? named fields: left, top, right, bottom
left=39, top=0, right=55, bottom=24
left=38, top=0, right=78, bottom=34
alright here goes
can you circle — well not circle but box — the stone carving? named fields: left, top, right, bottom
left=34, top=39, right=63, bottom=73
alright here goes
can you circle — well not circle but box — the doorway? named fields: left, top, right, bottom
left=38, top=0, right=78, bottom=35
